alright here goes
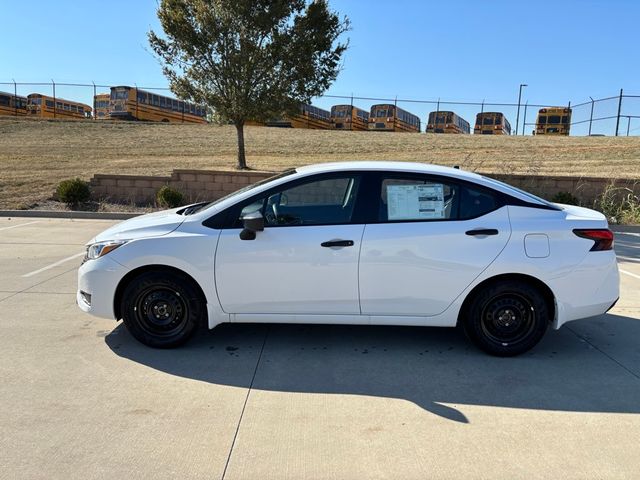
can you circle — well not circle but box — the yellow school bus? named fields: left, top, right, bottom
left=266, top=104, right=332, bottom=129
left=94, top=93, right=111, bottom=120
left=109, top=86, right=207, bottom=123
left=426, top=111, right=470, bottom=134
left=535, top=107, right=571, bottom=135
left=368, top=104, right=421, bottom=132
left=474, top=112, right=511, bottom=135
left=26, top=94, right=91, bottom=120
left=0, top=92, right=28, bottom=117
left=330, top=104, right=369, bottom=131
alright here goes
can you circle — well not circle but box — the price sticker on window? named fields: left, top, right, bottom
left=387, top=184, right=445, bottom=220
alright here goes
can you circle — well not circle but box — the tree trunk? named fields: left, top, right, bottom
left=235, top=121, right=248, bottom=170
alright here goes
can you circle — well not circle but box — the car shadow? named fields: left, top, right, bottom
left=105, top=313, right=640, bottom=423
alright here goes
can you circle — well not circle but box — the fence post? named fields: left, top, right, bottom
left=51, top=79, right=56, bottom=119
left=134, top=84, right=139, bottom=120
left=588, top=97, right=594, bottom=136
left=522, top=101, right=528, bottom=135
left=615, top=88, right=623, bottom=136
left=92, top=82, right=96, bottom=120
left=12, top=79, right=17, bottom=116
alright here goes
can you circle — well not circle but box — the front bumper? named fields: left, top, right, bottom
left=77, top=255, right=128, bottom=319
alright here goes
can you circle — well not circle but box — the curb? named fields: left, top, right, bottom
left=0, top=210, right=140, bottom=220
left=611, top=225, right=640, bottom=233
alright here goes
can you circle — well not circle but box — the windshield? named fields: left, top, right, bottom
left=481, top=176, right=561, bottom=209
left=184, top=169, right=297, bottom=215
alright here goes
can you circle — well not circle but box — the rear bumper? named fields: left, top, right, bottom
left=550, top=251, right=620, bottom=329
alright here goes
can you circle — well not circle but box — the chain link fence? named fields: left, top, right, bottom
left=1, top=80, right=638, bottom=136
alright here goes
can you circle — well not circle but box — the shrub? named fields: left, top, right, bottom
left=56, top=178, right=90, bottom=205
left=596, top=184, right=640, bottom=225
left=156, top=185, right=184, bottom=208
left=550, top=191, right=580, bottom=206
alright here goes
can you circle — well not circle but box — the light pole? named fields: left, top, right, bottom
left=515, top=83, right=527, bottom=136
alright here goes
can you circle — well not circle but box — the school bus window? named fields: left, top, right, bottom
left=561, top=116, right=568, bottom=124
left=549, top=115, right=560, bottom=124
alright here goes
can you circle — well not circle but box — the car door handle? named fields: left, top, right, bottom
left=321, top=240, right=354, bottom=248
left=465, top=229, right=499, bottom=236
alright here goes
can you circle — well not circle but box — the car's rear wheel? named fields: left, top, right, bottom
left=120, top=270, right=204, bottom=348
left=462, top=280, right=550, bottom=356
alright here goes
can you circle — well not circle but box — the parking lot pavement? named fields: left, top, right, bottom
left=0, top=216, right=639, bottom=479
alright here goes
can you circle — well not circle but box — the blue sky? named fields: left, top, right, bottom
left=1, top=0, right=638, bottom=134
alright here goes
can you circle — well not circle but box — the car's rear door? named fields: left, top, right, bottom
left=214, top=173, right=366, bottom=316
left=359, top=173, right=511, bottom=318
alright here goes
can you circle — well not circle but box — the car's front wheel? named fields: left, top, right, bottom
left=120, top=270, right=205, bottom=348
left=462, top=280, right=550, bottom=356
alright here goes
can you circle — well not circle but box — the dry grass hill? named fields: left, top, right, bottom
left=1, top=117, right=639, bottom=209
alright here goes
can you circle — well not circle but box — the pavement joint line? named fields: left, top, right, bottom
left=0, top=220, right=41, bottom=232
left=0, top=265, right=80, bottom=304
left=619, top=269, right=640, bottom=280
left=566, top=325, right=640, bottom=381
left=22, top=252, right=85, bottom=278
left=221, top=326, right=270, bottom=480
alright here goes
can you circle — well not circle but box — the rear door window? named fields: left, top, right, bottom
left=377, top=175, right=501, bottom=222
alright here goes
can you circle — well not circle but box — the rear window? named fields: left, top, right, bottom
left=481, top=176, right=560, bottom=209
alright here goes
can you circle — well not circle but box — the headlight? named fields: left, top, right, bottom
left=84, top=240, right=127, bottom=262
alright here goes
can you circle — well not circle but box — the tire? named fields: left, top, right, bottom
left=120, top=270, right=205, bottom=348
left=462, top=280, right=550, bottom=357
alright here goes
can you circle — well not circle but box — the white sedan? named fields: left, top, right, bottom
left=77, top=162, right=619, bottom=356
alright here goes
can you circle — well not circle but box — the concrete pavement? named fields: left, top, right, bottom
left=0, top=217, right=638, bottom=479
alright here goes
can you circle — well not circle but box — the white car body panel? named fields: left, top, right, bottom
left=216, top=224, right=365, bottom=314
left=92, top=207, right=186, bottom=243
left=77, top=161, right=619, bottom=337
left=359, top=207, right=511, bottom=317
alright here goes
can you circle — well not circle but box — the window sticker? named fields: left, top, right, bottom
left=387, top=184, right=445, bottom=220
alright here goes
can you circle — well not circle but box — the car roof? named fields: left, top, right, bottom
left=296, top=161, right=483, bottom=180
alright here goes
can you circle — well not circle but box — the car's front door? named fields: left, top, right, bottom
left=359, top=173, right=511, bottom=318
left=215, top=173, right=365, bottom=317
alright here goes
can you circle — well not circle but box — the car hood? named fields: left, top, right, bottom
left=90, top=208, right=186, bottom=244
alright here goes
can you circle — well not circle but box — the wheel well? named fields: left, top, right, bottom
left=457, top=273, right=556, bottom=326
left=113, top=265, right=207, bottom=320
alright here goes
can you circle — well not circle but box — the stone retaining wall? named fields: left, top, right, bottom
left=90, top=168, right=639, bottom=207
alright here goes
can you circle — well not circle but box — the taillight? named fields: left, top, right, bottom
left=573, top=229, right=614, bottom=251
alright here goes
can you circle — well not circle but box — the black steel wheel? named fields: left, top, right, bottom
left=121, top=270, right=205, bottom=348
left=462, top=280, right=550, bottom=356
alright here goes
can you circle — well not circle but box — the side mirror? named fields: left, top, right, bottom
left=239, top=211, right=264, bottom=240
